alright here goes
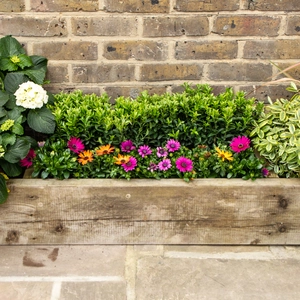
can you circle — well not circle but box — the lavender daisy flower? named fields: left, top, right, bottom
left=176, top=156, right=193, bottom=172
left=121, top=140, right=136, bottom=153
left=138, top=145, right=152, bottom=158
left=156, top=147, right=168, bottom=158
left=166, top=139, right=180, bottom=152
left=148, top=162, right=158, bottom=172
left=158, top=159, right=172, bottom=171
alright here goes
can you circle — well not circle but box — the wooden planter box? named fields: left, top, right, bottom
left=1, top=178, right=299, bottom=245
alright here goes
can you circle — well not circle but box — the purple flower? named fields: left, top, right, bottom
left=120, top=140, right=136, bottom=153
left=166, top=139, right=180, bottom=152
left=156, top=147, right=168, bottom=158
left=122, top=157, right=137, bottom=172
left=138, top=145, right=152, bottom=158
left=158, top=159, right=172, bottom=171
left=176, top=156, right=193, bottom=172
left=148, top=162, right=158, bottom=172
left=67, top=137, right=85, bottom=154
left=262, top=168, right=269, bottom=177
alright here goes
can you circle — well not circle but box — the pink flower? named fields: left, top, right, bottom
left=262, top=168, right=269, bottom=177
left=148, top=162, right=158, bottom=172
left=122, top=157, right=137, bottom=172
left=20, top=149, right=36, bottom=168
left=138, top=145, right=152, bottom=157
left=120, top=140, right=135, bottom=153
left=158, top=159, right=172, bottom=171
left=166, top=139, right=180, bottom=152
left=230, top=136, right=251, bottom=153
left=176, top=157, right=193, bottom=172
left=67, top=137, right=85, bottom=154
left=156, top=147, right=168, bottom=158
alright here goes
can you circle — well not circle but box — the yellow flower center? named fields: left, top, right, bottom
left=10, top=55, right=20, bottom=64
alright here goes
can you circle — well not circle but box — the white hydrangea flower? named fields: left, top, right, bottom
left=14, top=81, right=48, bottom=109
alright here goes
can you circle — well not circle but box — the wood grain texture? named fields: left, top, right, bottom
left=1, top=178, right=299, bottom=245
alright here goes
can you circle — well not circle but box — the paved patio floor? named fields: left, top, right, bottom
left=1, top=245, right=300, bottom=300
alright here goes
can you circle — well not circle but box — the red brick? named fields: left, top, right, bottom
left=32, top=42, right=98, bottom=60
left=244, top=40, right=300, bottom=59
left=0, top=16, right=67, bottom=37
left=143, top=16, right=209, bottom=37
left=30, top=0, right=99, bottom=12
left=175, top=0, right=239, bottom=11
left=104, top=0, right=169, bottom=13
left=214, top=16, right=280, bottom=36
left=175, top=41, right=237, bottom=60
left=72, top=64, right=135, bottom=83
left=208, top=63, right=272, bottom=81
left=103, top=41, right=167, bottom=61
left=140, top=64, right=203, bottom=81
left=72, top=17, right=137, bottom=36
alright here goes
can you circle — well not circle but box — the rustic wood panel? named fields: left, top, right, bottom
left=0, top=178, right=299, bottom=245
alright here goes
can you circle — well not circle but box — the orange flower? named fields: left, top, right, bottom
left=78, top=150, right=94, bottom=165
left=96, top=144, right=114, bottom=156
left=113, top=154, right=130, bottom=165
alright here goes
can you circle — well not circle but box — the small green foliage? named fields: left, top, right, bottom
left=251, top=84, right=300, bottom=178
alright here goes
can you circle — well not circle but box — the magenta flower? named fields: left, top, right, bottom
left=20, top=149, right=36, bottom=168
left=148, top=162, right=158, bottom=172
left=120, top=140, right=135, bottom=153
left=230, top=136, right=251, bottom=153
left=166, top=139, right=180, bottom=152
left=176, top=157, right=193, bottom=172
left=122, top=157, right=137, bottom=172
left=156, top=147, right=168, bottom=158
left=138, top=145, right=152, bottom=158
left=158, top=159, right=172, bottom=171
left=262, top=168, right=269, bottom=177
left=67, top=137, right=85, bottom=154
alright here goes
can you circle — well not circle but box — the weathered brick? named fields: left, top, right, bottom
left=103, top=41, right=167, bottom=61
left=46, top=85, right=101, bottom=96
left=0, top=0, right=25, bottom=12
left=273, top=63, right=300, bottom=81
left=175, top=0, right=239, bottom=11
left=0, top=16, right=67, bottom=37
left=286, top=16, right=300, bottom=36
left=46, top=64, right=69, bottom=83
left=140, top=64, right=203, bottom=81
left=172, top=84, right=232, bottom=95
left=240, top=85, right=295, bottom=103
left=104, top=0, right=169, bottom=13
left=143, top=16, right=209, bottom=37
left=214, top=16, right=280, bottom=36
left=248, top=0, right=300, bottom=11
left=175, top=41, right=237, bottom=60
left=244, top=40, right=300, bottom=59
left=72, top=17, right=138, bottom=36
left=208, top=63, right=272, bottom=81
left=30, top=0, right=99, bottom=12
left=60, top=282, right=126, bottom=300
left=32, top=42, right=98, bottom=60
left=104, top=86, right=168, bottom=101
left=72, top=64, right=135, bottom=83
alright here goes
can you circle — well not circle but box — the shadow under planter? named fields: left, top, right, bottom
left=1, top=178, right=299, bottom=245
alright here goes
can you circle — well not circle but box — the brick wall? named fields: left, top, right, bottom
left=1, top=0, right=300, bottom=101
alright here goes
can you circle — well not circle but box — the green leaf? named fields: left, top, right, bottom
left=0, top=57, right=18, bottom=72
left=0, top=174, right=8, bottom=204
left=0, top=107, right=6, bottom=118
left=0, top=90, right=9, bottom=106
left=17, top=54, right=33, bottom=69
left=4, top=72, right=28, bottom=94
left=0, top=160, right=22, bottom=177
left=27, top=106, right=55, bottom=134
left=0, top=35, right=26, bottom=57
left=11, top=123, right=24, bottom=135
left=4, top=137, right=30, bottom=163
left=1, top=132, right=16, bottom=147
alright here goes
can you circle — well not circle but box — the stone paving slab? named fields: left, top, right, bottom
left=1, top=245, right=300, bottom=299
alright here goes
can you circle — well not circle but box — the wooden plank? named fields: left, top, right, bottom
left=0, top=178, right=299, bottom=245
